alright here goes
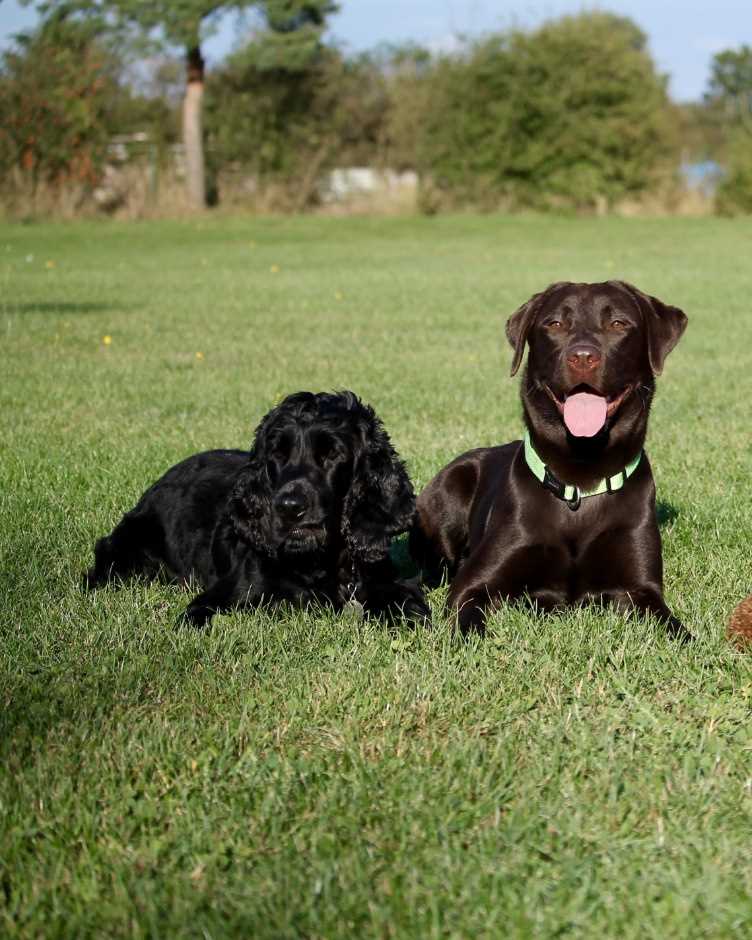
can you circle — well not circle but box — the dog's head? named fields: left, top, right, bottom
left=506, top=281, right=687, bottom=479
left=230, top=391, right=415, bottom=562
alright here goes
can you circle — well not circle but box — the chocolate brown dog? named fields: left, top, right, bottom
left=411, top=281, right=689, bottom=638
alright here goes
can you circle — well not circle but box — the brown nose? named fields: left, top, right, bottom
left=566, top=344, right=601, bottom=373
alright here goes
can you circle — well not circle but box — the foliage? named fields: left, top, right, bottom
left=704, top=45, right=752, bottom=214
left=0, top=17, right=120, bottom=189
left=674, top=102, right=725, bottom=163
left=417, top=13, right=678, bottom=211
left=4, top=6, right=726, bottom=215
left=23, top=0, right=339, bottom=208
left=0, top=14, right=180, bottom=202
left=243, top=0, right=340, bottom=71
left=706, top=45, right=752, bottom=126
left=715, top=128, right=752, bottom=214
left=204, top=45, right=389, bottom=206
left=377, top=44, right=434, bottom=172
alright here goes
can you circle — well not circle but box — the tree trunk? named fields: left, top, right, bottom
left=183, top=45, right=206, bottom=210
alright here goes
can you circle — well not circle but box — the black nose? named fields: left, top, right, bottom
left=276, top=491, right=308, bottom=521
left=566, top=344, right=601, bottom=374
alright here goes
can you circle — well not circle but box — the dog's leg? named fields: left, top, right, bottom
left=449, top=540, right=562, bottom=635
left=179, top=565, right=261, bottom=628
left=585, top=531, right=692, bottom=641
left=84, top=511, right=163, bottom=589
left=362, top=573, right=432, bottom=625
left=352, top=558, right=431, bottom=625
left=607, top=588, right=692, bottom=642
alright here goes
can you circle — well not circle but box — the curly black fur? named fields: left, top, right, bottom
left=84, top=391, right=429, bottom=627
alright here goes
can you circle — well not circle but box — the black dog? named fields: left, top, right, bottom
left=85, top=391, right=429, bottom=627
left=411, top=281, right=689, bottom=638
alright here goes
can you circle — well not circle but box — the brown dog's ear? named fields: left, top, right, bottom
left=612, top=281, right=688, bottom=375
left=505, top=283, right=568, bottom=376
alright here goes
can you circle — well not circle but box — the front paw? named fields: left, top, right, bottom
left=388, top=580, right=432, bottom=626
left=666, top=616, right=693, bottom=644
left=177, top=603, right=214, bottom=629
left=82, top=567, right=104, bottom=591
left=456, top=602, right=487, bottom=637
left=402, top=594, right=432, bottom=626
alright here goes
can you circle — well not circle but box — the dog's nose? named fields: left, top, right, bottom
left=566, top=344, right=601, bottom=373
left=276, top=491, right=308, bottom=521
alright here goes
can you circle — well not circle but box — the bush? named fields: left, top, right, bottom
left=716, top=129, right=752, bottom=214
left=0, top=16, right=175, bottom=216
left=204, top=44, right=389, bottom=209
left=0, top=18, right=117, bottom=196
left=417, top=12, right=678, bottom=211
left=704, top=45, right=752, bottom=214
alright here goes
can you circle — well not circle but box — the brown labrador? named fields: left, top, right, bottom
left=411, top=281, right=689, bottom=638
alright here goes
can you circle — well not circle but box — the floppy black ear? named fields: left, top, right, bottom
left=226, top=403, right=285, bottom=558
left=342, top=406, right=416, bottom=564
left=227, top=456, right=276, bottom=557
left=612, top=281, right=688, bottom=375
left=506, top=282, right=568, bottom=376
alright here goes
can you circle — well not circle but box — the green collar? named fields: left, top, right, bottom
left=523, top=431, right=642, bottom=511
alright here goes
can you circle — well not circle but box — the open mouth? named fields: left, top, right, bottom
left=545, top=384, right=632, bottom=438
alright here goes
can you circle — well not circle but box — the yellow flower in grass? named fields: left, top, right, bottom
left=195, top=351, right=205, bottom=361
left=45, top=260, right=56, bottom=269
left=102, top=335, right=112, bottom=346
left=270, top=264, right=280, bottom=274
left=335, top=291, right=344, bottom=301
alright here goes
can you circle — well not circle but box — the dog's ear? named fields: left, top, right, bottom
left=612, top=281, right=688, bottom=375
left=227, top=456, right=276, bottom=557
left=342, top=405, right=416, bottom=564
left=226, top=404, right=284, bottom=557
left=506, top=283, right=568, bottom=376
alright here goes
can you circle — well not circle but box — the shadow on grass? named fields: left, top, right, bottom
left=4, top=301, right=129, bottom=315
left=657, top=500, right=679, bottom=527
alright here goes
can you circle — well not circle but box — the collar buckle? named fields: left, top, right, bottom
left=543, top=467, right=581, bottom=511
left=542, top=467, right=566, bottom=500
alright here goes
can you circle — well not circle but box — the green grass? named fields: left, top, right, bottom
left=2, top=214, right=752, bottom=938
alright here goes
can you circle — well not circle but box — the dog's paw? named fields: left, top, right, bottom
left=82, top=568, right=103, bottom=591
left=403, top=597, right=432, bottom=627
left=177, top=604, right=213, bottom=629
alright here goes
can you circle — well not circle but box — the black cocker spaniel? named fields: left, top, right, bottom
left=85, top=391, right=430, bottom=627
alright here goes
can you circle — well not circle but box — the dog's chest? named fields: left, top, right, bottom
left=519, top=496, right=637, bottom=600
left=271, top=558, right=338, bottom=603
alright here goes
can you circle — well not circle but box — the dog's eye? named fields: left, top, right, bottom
left=609, top=319, right=628, bottom=331
left=317, top=441, right=345, bottom=466
left=546, top=319, right=564, bottom=331
left=269, top=439, right=290, bottom=462
left=313, top=431, right=346, bottom=466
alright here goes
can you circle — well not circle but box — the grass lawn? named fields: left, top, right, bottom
left=2, top=213, right=752, bottom=938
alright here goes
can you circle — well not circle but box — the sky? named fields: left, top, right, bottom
left=0, top=0, right=750, bottom=101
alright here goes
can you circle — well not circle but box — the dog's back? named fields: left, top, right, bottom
left=85, top=449, right=248, bottom=589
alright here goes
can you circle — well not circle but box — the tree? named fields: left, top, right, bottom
left=705, top=45, right=752, bottom=214
left=205, top=43, right=391, bottom=209
left=0, top=17, right=120, bottom=196
left=26, top=0, right=338, bottom=208
left=418, top=12, right=677, bottom=211
left=706, top=45, right=752, bottom=128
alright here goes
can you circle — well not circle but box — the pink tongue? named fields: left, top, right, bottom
left=563, top=392, right=607, bottom=437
